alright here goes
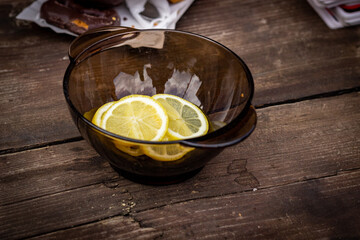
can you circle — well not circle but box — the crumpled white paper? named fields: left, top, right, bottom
left=307, top=0, right=360, bottom=29
left=16, top=0, right=194, bottom=36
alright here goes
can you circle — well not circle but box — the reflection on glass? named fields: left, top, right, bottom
left=112, top=31, right=165, bottom=50
left=113, top=63, right=201, bottom=107
left=164, top=69, right=201, bottom=107
left=113, top=63, right=156, bottom=99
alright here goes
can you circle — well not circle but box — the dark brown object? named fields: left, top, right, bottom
left=40, top=0, right=120, bottom=35
left=76, top=0, right=124, bottom=8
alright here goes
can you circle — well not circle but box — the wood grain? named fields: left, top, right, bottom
left=131, top=170, right=360, bottom=240
left=0, top=144, right=119, bottom=206
left=27, top=171, right=360, bottom=240
left=1, top=92, right=359, bottom=239
left=1, top=0, right=359, bottom=150
left=24, top=171, right=360, bottom=240
left=31, top=216, right=162, bottom=240
left=0, top=183, right=135, bottom=239
left=0, top=2, right=77, bottom=151
left=177, top=0, right=360, bottom=105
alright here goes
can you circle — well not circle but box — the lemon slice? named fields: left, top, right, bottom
left=152, top=94, right=209, bottom=140
left=100, top=95, right=168, bottom=141
left=91, top=102, right=144, bottom=156
left=91, top=102, right=115, bottom=126
left=142, top=135, right=194, bottom=161
left=83, top=108, right=98, bottom=121
left=114, top=140, right=143, bottom=157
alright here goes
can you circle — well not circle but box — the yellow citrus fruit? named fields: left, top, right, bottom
left=83, top=108, right=98, bottom=121
left=91, top=102, right=144, bottom=156
left=152, top=94, right=209, bottom=140
left=91, top=102, right=115, bottom=126
left=141, top=134, right=194, bottom=161
left=100, top=95, right=168, bottom=141
left=113, top=140, right=143, bottom=157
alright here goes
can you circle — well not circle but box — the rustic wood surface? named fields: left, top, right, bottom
left=0, top=0, right=359, bottom=239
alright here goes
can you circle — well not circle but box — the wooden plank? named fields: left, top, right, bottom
left=0, top=93, right=359, bottom=239
left=30, top=216, right=162, bottom=240
left=177, top=0, right=360, bottom=106
left=131, top=170, right=360, bottom=239
left=0, top=143, right=120, bottom=206
left=1, top=1, right=80, bottom=152
left=29, top=171, right=359, bottom=239
left=1, top=0, right=359, bottom=150
left=0, top=2, right=78, bottom=151
left=0, top=183, right=135, bottom=239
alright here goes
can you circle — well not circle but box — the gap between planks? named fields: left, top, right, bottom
left=255, top=86, right=360, bottom=109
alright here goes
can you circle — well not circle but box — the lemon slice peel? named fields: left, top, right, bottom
left=141, top=134, right=195, bottom=161
left=152, top=94, right=209, bottom=140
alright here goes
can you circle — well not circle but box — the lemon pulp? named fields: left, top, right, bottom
left=141, top=134, right=195, bottom=161
left=99, top=95, right=168, bottom=141
left=152, top=94, right=209, bottom=140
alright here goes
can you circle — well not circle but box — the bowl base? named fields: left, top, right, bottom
left=111, top=165, right=203, bottom=185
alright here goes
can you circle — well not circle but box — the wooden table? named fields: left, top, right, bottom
left=1, top=0, right=360, bottom=239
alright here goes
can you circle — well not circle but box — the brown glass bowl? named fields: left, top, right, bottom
left=63, top=27, right=256, bottom=184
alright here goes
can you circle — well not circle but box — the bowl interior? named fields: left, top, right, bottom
left=66, top=30, right=253, bottom=137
